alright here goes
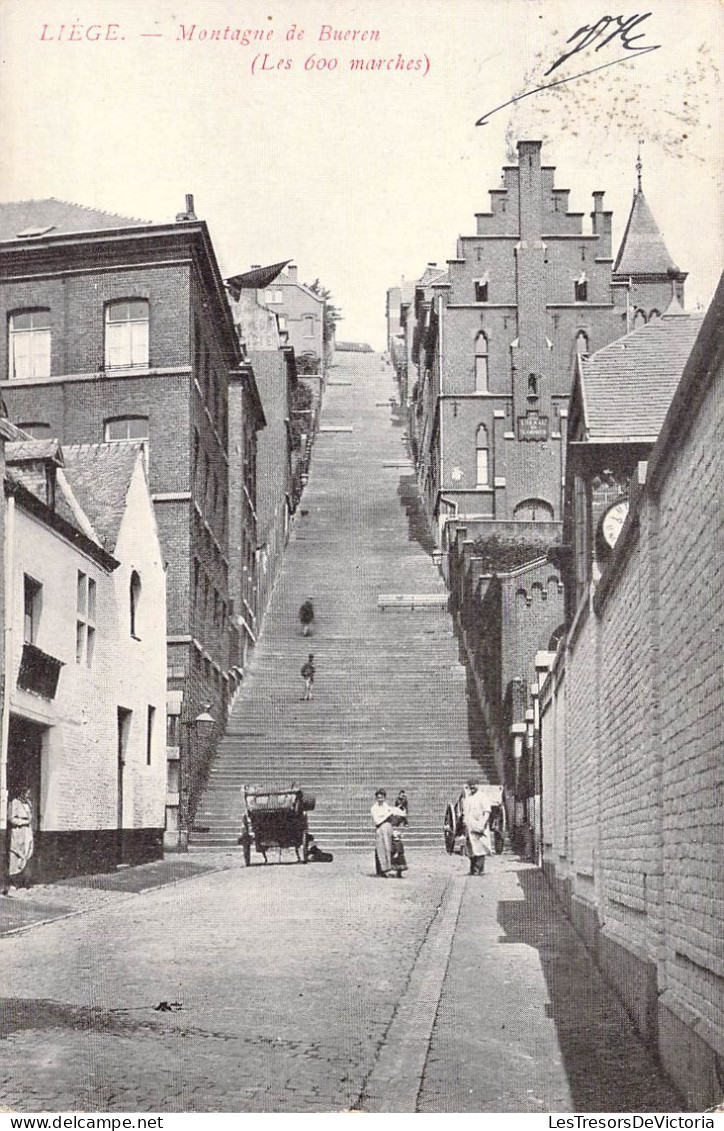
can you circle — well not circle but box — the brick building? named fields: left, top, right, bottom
left=394, top=143, right=687, bottom=554
left=0, top=197, right=264, bottom=845
left=538, top=279, right=722, bottom=1108
left=227, top=263, right=298, bottom=629
left=1, top=431, right=167, bottom=882
left=260, top=265, right=325, bottom=374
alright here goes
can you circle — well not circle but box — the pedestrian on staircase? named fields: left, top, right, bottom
left=301, top=654, right=315, bottom=701
left=299, top=598, right=315, bottom=636
left=462, top=778, right=492, bottom=876
left=370, top=789, right=407, bottom=878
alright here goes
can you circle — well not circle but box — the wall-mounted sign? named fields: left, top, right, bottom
left=518, top=411, right=549, bottom=442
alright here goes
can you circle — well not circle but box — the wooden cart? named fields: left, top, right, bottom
left=238, top=786, right=316, bottom=865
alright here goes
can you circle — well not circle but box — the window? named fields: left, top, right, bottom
left=104, top=416, right=149, bottom=441
left=303, top=315, right=315, bottom=337
left=105, top=299, right=149, bottom=368
left=24, top=576, right=42, bottom=644
left=9, top=309, right=51, bottom=380
left=649, top=309, right=661, bottom=322
left=633, top=309, right=647, bottom=329
left=193, top=429, right=200, bottom=482
left=265, top=289, right=283, bottom=305
left=18, top=422, right=51, bottom=439
left=476, top=425, right=490, bottom=487
left=278, top=315, right=287, bottom=331
left=514, top=498, right=554, bottom=521
left=474, top=279, right=489, bottom=303
left=193, top=558, right=200, bottom=607
left=76, top=571, right=96, bottom=665
left=574, top=276, right=588, bottom=302
left=527, top=373, right=539, bottom=401
left=475, top=333, right=489, bottom=392
left=130, top=570, right=141, bottom=638
left=146, top=705, right=155, bottom=766
left=575, top=331, right=589, bottom=357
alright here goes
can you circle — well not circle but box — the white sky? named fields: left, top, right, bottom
left=1, top=0, right=721, bottom=347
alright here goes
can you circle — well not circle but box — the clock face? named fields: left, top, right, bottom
left=601, top=499, right=629, bottom=548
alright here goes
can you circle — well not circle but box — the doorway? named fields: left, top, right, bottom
left=6, top=715, right=44, bottom=880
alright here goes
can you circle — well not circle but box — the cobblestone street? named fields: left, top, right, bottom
left=0, top=850, right=681, bottom=1113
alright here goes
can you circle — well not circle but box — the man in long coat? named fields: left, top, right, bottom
left=462, top=778, right=492, bottom=876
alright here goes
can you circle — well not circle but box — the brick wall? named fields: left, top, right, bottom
left=539, top=295, right=724, bottom=1106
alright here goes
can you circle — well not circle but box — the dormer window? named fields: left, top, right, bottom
left=105, top=299, right=149, bottom=369
left=9, top=309, right=51, bottom=380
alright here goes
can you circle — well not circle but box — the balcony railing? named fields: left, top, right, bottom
left=17, top=642, right=64, bottom=700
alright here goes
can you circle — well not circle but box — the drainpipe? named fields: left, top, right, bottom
left=0, top=494, right=16, bottom=881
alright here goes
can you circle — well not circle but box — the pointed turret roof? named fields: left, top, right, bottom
left=613, top=189, right=680, bottom=278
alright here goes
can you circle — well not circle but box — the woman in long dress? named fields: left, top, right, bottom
left=370, top=789, right=406, bottom=878
left=7, top=787, right=34, bottom=889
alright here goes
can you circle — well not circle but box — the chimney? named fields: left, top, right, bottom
left=175, top=193, right=197, bottom=222
left=287, top=265, right=298, bottom=281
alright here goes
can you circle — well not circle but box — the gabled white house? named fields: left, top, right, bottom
left=1, top=432, right=167, bottom=882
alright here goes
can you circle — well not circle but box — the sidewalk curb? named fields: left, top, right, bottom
left=0, top=860, right=236, bottom=940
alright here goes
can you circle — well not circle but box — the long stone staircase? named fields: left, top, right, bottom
left=191, top=352, right=497, bottom=852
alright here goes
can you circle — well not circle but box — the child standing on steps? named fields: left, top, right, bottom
left=299, top=598, right=315, bottom=636
left=301, top=654, right=315, bottom=701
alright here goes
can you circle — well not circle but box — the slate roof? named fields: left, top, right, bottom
left=579, top=310, right=704, bottom=441
left=613, top=190, right=680, bottom=277
left=60, top=443, right=143, bottom=552
left=0, top=199, right=151, bottom=242
left=5, top=438, right=62, bottom=463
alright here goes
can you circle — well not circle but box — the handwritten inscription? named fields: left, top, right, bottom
left=476, top=12, right=660, bottom=126
left=544, top=13, right=659, bottom=76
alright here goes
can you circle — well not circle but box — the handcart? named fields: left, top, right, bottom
left=443, top=783, right=505, bottom=855
left=238, top=786, right=316, bottom=866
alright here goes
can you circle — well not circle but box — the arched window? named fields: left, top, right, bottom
left=649, top=309, right=660, bottom=322
left=475, top=333, right=489, bottom=392
left=575, top=330, right=589, bottom=356
left=476, top=425, right=490, bottom=487
left=9, top=309, right=51, bottom=380
left=130, top=570, right=142, bottom=638
left=105, top=299, right=149, bottom=368
left=514, top=498, right=554, bottom=521
left=527, top=373, right=539, bottom=401
left=633, top=309, right=647, bottom=329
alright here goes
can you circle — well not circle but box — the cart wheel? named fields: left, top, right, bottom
left=300, top=831, right=309, bottom=864
left=241, top=835, right=251, bottom=867
left=443, top=803, right=456, bottom=855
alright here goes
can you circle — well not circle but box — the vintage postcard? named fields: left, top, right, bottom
left=0, top=0, right=721, bottom=1120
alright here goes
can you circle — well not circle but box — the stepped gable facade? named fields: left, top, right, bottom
left=0, top=432, right=166, bottom=882
left=0, top=196, right=265, bottom=846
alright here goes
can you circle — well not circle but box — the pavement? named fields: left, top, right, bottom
left=0, top=856, right=230, bottom=937
left=0, top=848, right=683, bottom=1113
